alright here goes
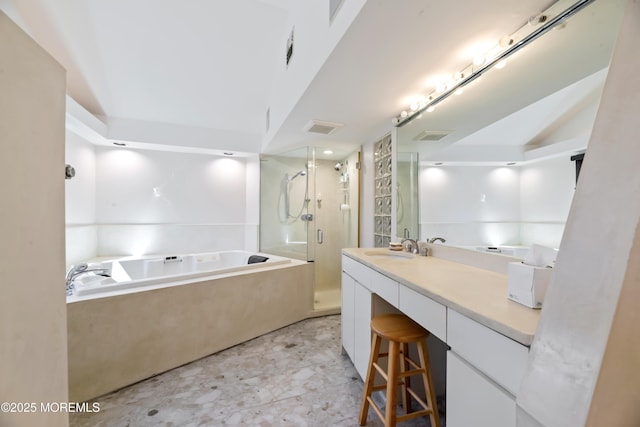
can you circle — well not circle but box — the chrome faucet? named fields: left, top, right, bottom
left=428, top=237, right=446, bottom=244
left=401, top=238, right=419, bottom=254
left=65, top=263, right=110, bottom=287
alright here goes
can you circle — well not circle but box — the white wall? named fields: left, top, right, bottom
left=360, top=138, right=376, bottom=248
left=65, top=139, right=259, bottom=263
left=65, top=130, right=98, bottom=264
left=262, top=0, right=367, bottom=150
left=520, top=156, right=575, bottom=248
left=419, top=165, right=521, bottom=246
left=418, top=157, right=576, bottom=248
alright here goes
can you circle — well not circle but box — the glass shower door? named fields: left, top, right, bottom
left=259, top=146, right=360, bottom=314
left=259, top=147, right=313, bottom=261
left=312, top=150, right=360, bottom=312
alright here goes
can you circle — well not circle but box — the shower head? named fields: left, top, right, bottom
left=289, top=170, right=306, bottom=181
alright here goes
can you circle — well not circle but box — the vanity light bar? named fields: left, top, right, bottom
left=394, top=0, right=597, bottom=127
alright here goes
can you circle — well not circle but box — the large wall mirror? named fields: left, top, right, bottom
left=397, top=0, right=626, bottom=254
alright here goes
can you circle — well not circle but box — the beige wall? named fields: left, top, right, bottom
left=517, top=1, right=640, bottom=425
left=0, top=11, right=68, bottom=427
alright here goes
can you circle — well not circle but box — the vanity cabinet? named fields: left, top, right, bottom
left=447, top=310, right=529, bottom=396
left=398, top=285, right=446, bottom=342
left=446, top=351, right=516, bottom=427
left=341, top=271, right=356, bottom=361
left=342, top=255, right=400, bottom=378
left=446, top=309, right=529, bottom=427
left=341, top=250, right=537, bottom=426
left=341, top=270, right=373, bottom=378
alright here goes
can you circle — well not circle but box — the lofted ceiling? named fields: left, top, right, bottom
left=0, top=0, right=626, bottom=160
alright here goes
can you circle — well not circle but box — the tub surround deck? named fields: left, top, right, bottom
left=68, top=259, right=313, bottom=402
left=342, top=247, right=539, bottom=345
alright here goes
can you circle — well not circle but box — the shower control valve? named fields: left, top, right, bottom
left=301, top=213, right=313, bottom=221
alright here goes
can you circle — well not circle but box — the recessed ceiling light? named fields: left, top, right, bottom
left=323, top=149, right=333, bottom=155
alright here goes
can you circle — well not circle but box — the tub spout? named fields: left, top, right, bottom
left=65, top=263, right=110, bottom=287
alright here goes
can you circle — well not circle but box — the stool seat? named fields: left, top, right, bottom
left=359, top=313, right=441, bottom=427
left=371, top=314, right=430, bottom=343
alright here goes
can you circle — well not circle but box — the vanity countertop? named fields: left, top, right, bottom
left=342, top=247, right=540, bottom=346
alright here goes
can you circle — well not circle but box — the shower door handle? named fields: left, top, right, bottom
left=316, top=229, right=324, bottom=244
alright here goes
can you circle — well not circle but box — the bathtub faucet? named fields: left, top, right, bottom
left=65, top=263, right=110, bottom=287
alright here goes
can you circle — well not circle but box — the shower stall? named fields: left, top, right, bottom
left=260, top=146, right=359, bottom=314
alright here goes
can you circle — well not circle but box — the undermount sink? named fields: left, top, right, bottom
left=363, top=249, right=414, bottom=259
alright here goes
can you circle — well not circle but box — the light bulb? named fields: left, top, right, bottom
left=400, top=110, right=408, bottom=118
left=426, top=106, right=435, bottom=113
left=410, top=103, right=419, bottom=111
left=435, top=83, right=446, bottom=93
left=454, top=87, right=464, bottom=95
left=499, top=35, right=513, bottom=47
left=473, top=55, right=485, bottom=66
left=495, top=59, right=507, bottom=69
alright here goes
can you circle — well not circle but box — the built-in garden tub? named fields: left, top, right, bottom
left=66, top=251, right=313, bottom=402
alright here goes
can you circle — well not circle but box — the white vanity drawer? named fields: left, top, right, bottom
left=447, top=351, right=516, bottom=427
left=398, top=285, right=446, bottom=342
left=447, top=309, right=529, bottom=396
left=342, top=256, right=398, bottom=306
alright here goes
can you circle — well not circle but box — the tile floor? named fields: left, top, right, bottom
left=70, top=315, right=441, bottom=426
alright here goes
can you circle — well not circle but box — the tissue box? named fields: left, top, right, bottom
left=507, top=262, right=553, bottom=309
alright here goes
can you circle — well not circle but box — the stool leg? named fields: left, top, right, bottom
left=385, top=340, right=399, bottom=427
left=417, top=339, right=441, bottom=427
left=359, top=333, right=382, bottom=425
left=399, top=342, right=411, bottom=414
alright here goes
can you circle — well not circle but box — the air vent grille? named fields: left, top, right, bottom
left=303, top=120, right=344, bottom=135
left=413, top=130, right=450, bottom=142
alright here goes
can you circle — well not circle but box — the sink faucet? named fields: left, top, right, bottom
left=401, top=238, right=419, bottom=254
left=429, top=237, right=446, bottom=244
left=65, top=263, right=110, bottom=288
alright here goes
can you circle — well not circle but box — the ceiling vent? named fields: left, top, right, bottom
left=303, top=120, right=344, bottom=135
left=413, top=130, right=450, bottom=142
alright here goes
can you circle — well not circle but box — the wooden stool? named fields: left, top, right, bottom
left=359, top=313, right=441, bottom=427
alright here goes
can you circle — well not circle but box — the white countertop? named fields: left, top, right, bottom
left=342, top=247, right=540, bottom=346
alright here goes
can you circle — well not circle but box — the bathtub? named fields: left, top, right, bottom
left=67, top=250, right=313, bottom=401
left=70, top=250, right=291, bottom=297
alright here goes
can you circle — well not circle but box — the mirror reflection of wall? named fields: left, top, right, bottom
left=396, top=152, right=419, bottom=240
left=396, top=0, right=626, bottom=252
